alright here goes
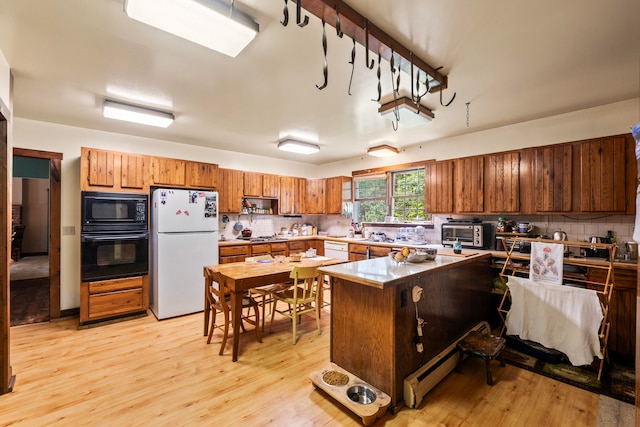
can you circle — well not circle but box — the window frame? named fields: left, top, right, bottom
left=351, top=163, right=432, bottom=225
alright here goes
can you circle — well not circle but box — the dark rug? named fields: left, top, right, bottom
left=502, top=344, right=635, bottom=405
left=10, top=277, right=50, bottom=326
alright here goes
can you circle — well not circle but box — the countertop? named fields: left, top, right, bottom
left=218, top=235, right=637, bottom=271
left=318, top=252, right=491, bottom=289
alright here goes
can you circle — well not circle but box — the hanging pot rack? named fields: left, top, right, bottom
left=291, top=0, right=449, bottom=93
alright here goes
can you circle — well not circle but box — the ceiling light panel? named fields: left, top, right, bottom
left=379, top=97, right=434, bottom=127
left=103, top=99, right=175, bottom=128
left=124, top=0, right=259, bottom=58
left=278, top=139, right=320, bottom=155
left=368, top=144, right=399, bottom=157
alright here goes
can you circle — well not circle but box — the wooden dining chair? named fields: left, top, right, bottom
left=204, top=267, right=262, bottom=355
left=246, top=255, right=292, bottom=331
left=269, top=266, right=322, bottom=345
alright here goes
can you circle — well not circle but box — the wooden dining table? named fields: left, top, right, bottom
left=204, top=256, right=347, bottom=362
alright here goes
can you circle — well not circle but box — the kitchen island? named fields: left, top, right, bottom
left=318, top=251, right=494, bottom=412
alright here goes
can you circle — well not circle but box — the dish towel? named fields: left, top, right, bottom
left=505, top=276, right=603, bottom=366
left=529, top=241, right=564, bottom=285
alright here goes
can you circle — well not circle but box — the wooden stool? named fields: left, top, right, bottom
left=456, top=331, right=506, bottom=386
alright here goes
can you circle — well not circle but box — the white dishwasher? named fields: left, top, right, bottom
left=324, top=240, right=349, bottom=260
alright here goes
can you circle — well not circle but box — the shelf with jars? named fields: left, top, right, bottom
left=241, top=198, right=276, bottom=215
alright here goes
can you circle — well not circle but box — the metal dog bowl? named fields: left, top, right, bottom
left=346, top=385, right=377, bottom=405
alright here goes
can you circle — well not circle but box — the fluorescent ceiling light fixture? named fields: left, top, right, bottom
left=103, top=99, right=175, bottom=128
left=368, top=144, right=400, bottom=157
left=278, top=139, right=320, bottom=155
left=124, top=0, right=259, bottom=58
left=378, top=97, right=435, bottom=127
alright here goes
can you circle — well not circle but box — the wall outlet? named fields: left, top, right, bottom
left=62, top=226, right=75, bottom=236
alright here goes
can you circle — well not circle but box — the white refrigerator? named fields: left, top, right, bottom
left=150, top=189, right=219, bottom=319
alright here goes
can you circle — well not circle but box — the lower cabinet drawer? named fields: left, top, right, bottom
left=88, top=288, right=144, bottom=320
left=88, top=276, right=143, bottom=294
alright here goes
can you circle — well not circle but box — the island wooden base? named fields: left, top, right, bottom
left=327, top=255, right=494, bottom=410
left=310, top=363, right=391, bottom=425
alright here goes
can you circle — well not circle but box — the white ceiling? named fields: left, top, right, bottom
left=0, top=0, right=639, bottom=165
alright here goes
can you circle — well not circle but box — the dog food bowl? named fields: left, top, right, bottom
left=346, top=385, right=377, bottom=405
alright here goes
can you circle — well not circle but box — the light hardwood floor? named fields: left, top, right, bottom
left=0, top=306, right=600, bottom=426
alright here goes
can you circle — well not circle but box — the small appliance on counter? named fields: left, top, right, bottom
left=441, top=219, right=492, bottom=249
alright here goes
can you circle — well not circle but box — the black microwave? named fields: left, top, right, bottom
left=441, top=223, right=492, bottom=249
left=81, top=191, right=148, bottom=233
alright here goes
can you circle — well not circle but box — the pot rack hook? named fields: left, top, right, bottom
left=296, top=0, right=309, bottom=27
left=316, top=16, right=328, bottom=90
left=439, top=83, right=456, bottom=107
left=364, top=19, right=375, bottom=70
left=280, top=0, right=289, bottom=26
left=334, top=4, right=343, bottom=38
left=347, top=38, right=356, bottom=96
left=371, top=51, right=381, bottom=102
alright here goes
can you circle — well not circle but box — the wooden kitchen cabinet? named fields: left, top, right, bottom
left=270, top=242, right=288, bottom=257
left=280, top=176, right=306, bottom=215
left=425, top=160, right=454, bottom=213
left=82, top=147, right=148, bottom=192
left=151, top=156, right=219, bottom=189
left=453, top=157, right=484, bottom=213
left=348, top=243, right=391, bottom=261
left=80, top=275, right=148, bottom=325
left=250, top=243, right=271, bottom=256
left=243, top=172, right=262, bottom=197
left=218, top=168, right=243, bottom=213
left=288, top=240, right=306, bottom=254
left=588, top=267, right=636, bottom=362
left=151, top=157, right=186, bottom=187
left=187, top=161, right=218, bottom=189
left=325, top=176, right=347, bottom=215
left=579, top=136, right=627, bottom=213
left=305, top=178, right=326, bottom=214
left=219, top=244, right=250, bottom=264
left=243, top=172, right=280, bottom=198
left=533, top=145, right=572, bottom=213
left=486, top=152, right=520, bottom=213
left=262, top=174, right=280, bottom=198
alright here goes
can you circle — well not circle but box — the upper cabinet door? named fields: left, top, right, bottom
left=120, top=153, right=145, bottom=189
left=534, top=145, right=572, bottom=212
left=243, top=172, right=262, bottom=197
left=305, top=178, right=325, bottom=214
left=580, top=136, right=627, bottom=212
left=218, top=169, right=243, bottom=213
left=187, top=161, right=218, bottom=189
left=325, top=176, right=345, bottom=215
left=262, top=174, right=280, bottom=198
left=151, top=157, right=186, bottom=186
left=86, top=148, right=115, bottom=188
left=486, top=152, right=520, bottom=213
left=425, top=160, right=454, bottom=213
left=454, top=157, right=484, bottom=213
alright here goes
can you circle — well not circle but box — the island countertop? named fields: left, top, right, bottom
left=318, top=251, right=491, bottom=289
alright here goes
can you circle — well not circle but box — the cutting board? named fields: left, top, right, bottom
left=328, top=234, right=346, bottom=238
left=439, top=248, right=479, bottom=257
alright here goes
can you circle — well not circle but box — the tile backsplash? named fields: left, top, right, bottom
left=219, top=213, right=636, bottom=253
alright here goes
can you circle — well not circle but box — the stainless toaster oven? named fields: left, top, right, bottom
left=441, top=223, right=492, bottom=249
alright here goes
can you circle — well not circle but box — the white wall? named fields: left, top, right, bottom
left=0, top=50, right=9, bottom=109
left=12, top=97, right=640, bottom=310
left=321, top=98, right=640, bottom=176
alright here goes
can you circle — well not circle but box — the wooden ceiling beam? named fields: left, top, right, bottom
left=292, top=0, right=448, bottom=92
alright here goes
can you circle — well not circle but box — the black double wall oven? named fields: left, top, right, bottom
left=81, top=191, right=149, bottom=282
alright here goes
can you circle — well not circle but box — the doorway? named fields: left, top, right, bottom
left=10, top=148, right=61, bottom=326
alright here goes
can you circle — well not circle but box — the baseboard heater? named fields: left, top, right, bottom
left=404, top=321, right=491, bottom=409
